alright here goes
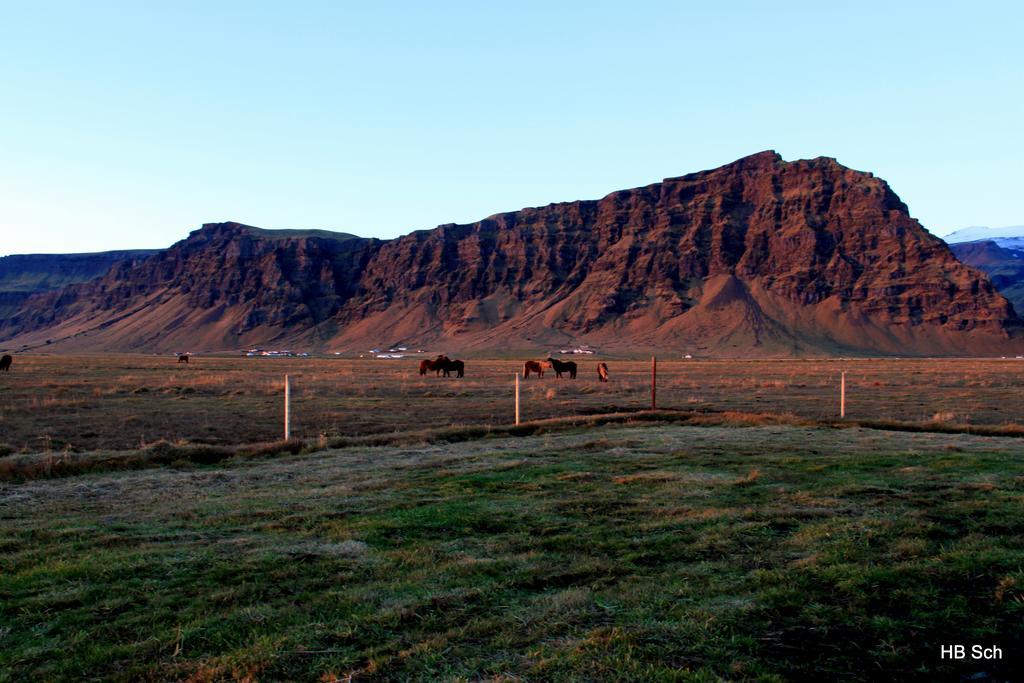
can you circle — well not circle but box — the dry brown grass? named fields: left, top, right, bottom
left=2, top=354, right=1024, bottom=454
left=5, top=405, right=1024, bottom=483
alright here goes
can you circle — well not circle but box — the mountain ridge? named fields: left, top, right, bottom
left=2, top=151, right=1020, bottom=357
left=0, top=249, right=159, bottom=319
left=943, top=225, right=1024, bottom=243
left=950, top=240, right=1024, bottom=317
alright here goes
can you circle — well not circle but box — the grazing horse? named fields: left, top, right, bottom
left=421, top=355, right=458, bottom=377
left=0, top=354, right=11, bottom=372
left=597, top=362, right=609, bottom=382
left=546, top=357, right=577, bottom=379
left=419, top=358, right=441, bottom=376
left=523, top=360, right=545, bottom=379
left=177, top=354, right=189, bottom=364
left=439, top=357, right=465, bottom=378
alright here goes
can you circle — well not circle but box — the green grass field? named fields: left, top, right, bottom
left=2, top=421, right=1022, bottom=681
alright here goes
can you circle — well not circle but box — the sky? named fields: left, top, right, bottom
left=1, top=1, right=1022, bottom=255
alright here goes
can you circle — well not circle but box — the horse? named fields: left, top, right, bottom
left=523, top=360, right=545, bottom=379
left=597, top=362, right=609, bottom=382
left=421, top=355, right=456, bottom=377
left=546, top=357, right=577, bottom=379
left=419, top=358, right=441, bottom=376
left=177, top=354, right=190, bottom=364
left=439, top=357, right=465, bottom=378
left=0, top=354, right=11, bottom=372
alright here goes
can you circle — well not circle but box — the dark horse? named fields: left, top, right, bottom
left=597, top=362, right=609, bottom=382
left=438, top=357, right=465, bottom=378
left=0, top=354, right=11, bottom=372
left=546, top=357, right=577, bottom=379
left=177, top=353, right=190, bottom=364
left=523, top=360, right=545, bottom=378
left=421, top=355, right=463, bottom=378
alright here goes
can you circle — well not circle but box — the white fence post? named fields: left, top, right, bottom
left=515, top=372, right=520, bottom=425
left=284, top=374, right=291, bottom=440
left=840, top=371, right=846, bottom=419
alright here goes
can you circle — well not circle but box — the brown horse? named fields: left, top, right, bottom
left=0, top=354, right=11, bottom=372
left=546, top=357, right=577, bottom=379
left=177, top=354, right=190, bottom=364
left=419, top=356, right=446, bottom=376
left=597, top=362, right=609, bottom=382
left=523, top=360, right=545, bottom=378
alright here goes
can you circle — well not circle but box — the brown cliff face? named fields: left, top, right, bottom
left=0, top=249, right=159, bottom=318
left=0, top=225, right=381, bottom=351
left=1, top=152, right=1019, bottom=356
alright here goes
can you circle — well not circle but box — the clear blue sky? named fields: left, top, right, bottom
left=2, top=1, right=1021, bottom=255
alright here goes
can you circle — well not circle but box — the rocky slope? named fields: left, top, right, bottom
left=1, top=151, right=1020, bottom=356
left=950, top=240, right=1024, bottom=316
left=0, top=250, right=158, bottom=318
left=0, top=226, right=376, bottom=352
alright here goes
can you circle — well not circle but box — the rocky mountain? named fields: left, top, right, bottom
left=0, top=227, right=375, bottom=352
left=950, top=240, right=1024, bottom=316
left=2, top=151, right=1020, bottom=356
left=0, top=250, right=159, bottom=318
left=944, top=227, right=1024, bottom=317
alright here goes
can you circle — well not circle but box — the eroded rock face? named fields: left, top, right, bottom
left=1, top=225, right=382, bottom=351
left=1, top=152, right=1019, bottom=356
left=0, top=249, right=158, bottom=317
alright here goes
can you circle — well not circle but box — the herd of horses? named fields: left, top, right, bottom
left=418, top=354, right=465, bottom=378
left=0, top=351, right=612, bottom=382
left=0, top=351, right=612, bottom=380
left=421, top=354, right=609, bottom=381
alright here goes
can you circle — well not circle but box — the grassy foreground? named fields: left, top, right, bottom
left=2, top=423, right=1023, bottom=681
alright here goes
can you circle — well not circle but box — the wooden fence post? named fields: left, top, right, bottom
left=515, top=372, right=520, bottom=425
left=284, top=374, right=291, bottom=440
left=840, top=371, right=846, bottom=419
left=651, top=356, right=657, bottom=410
